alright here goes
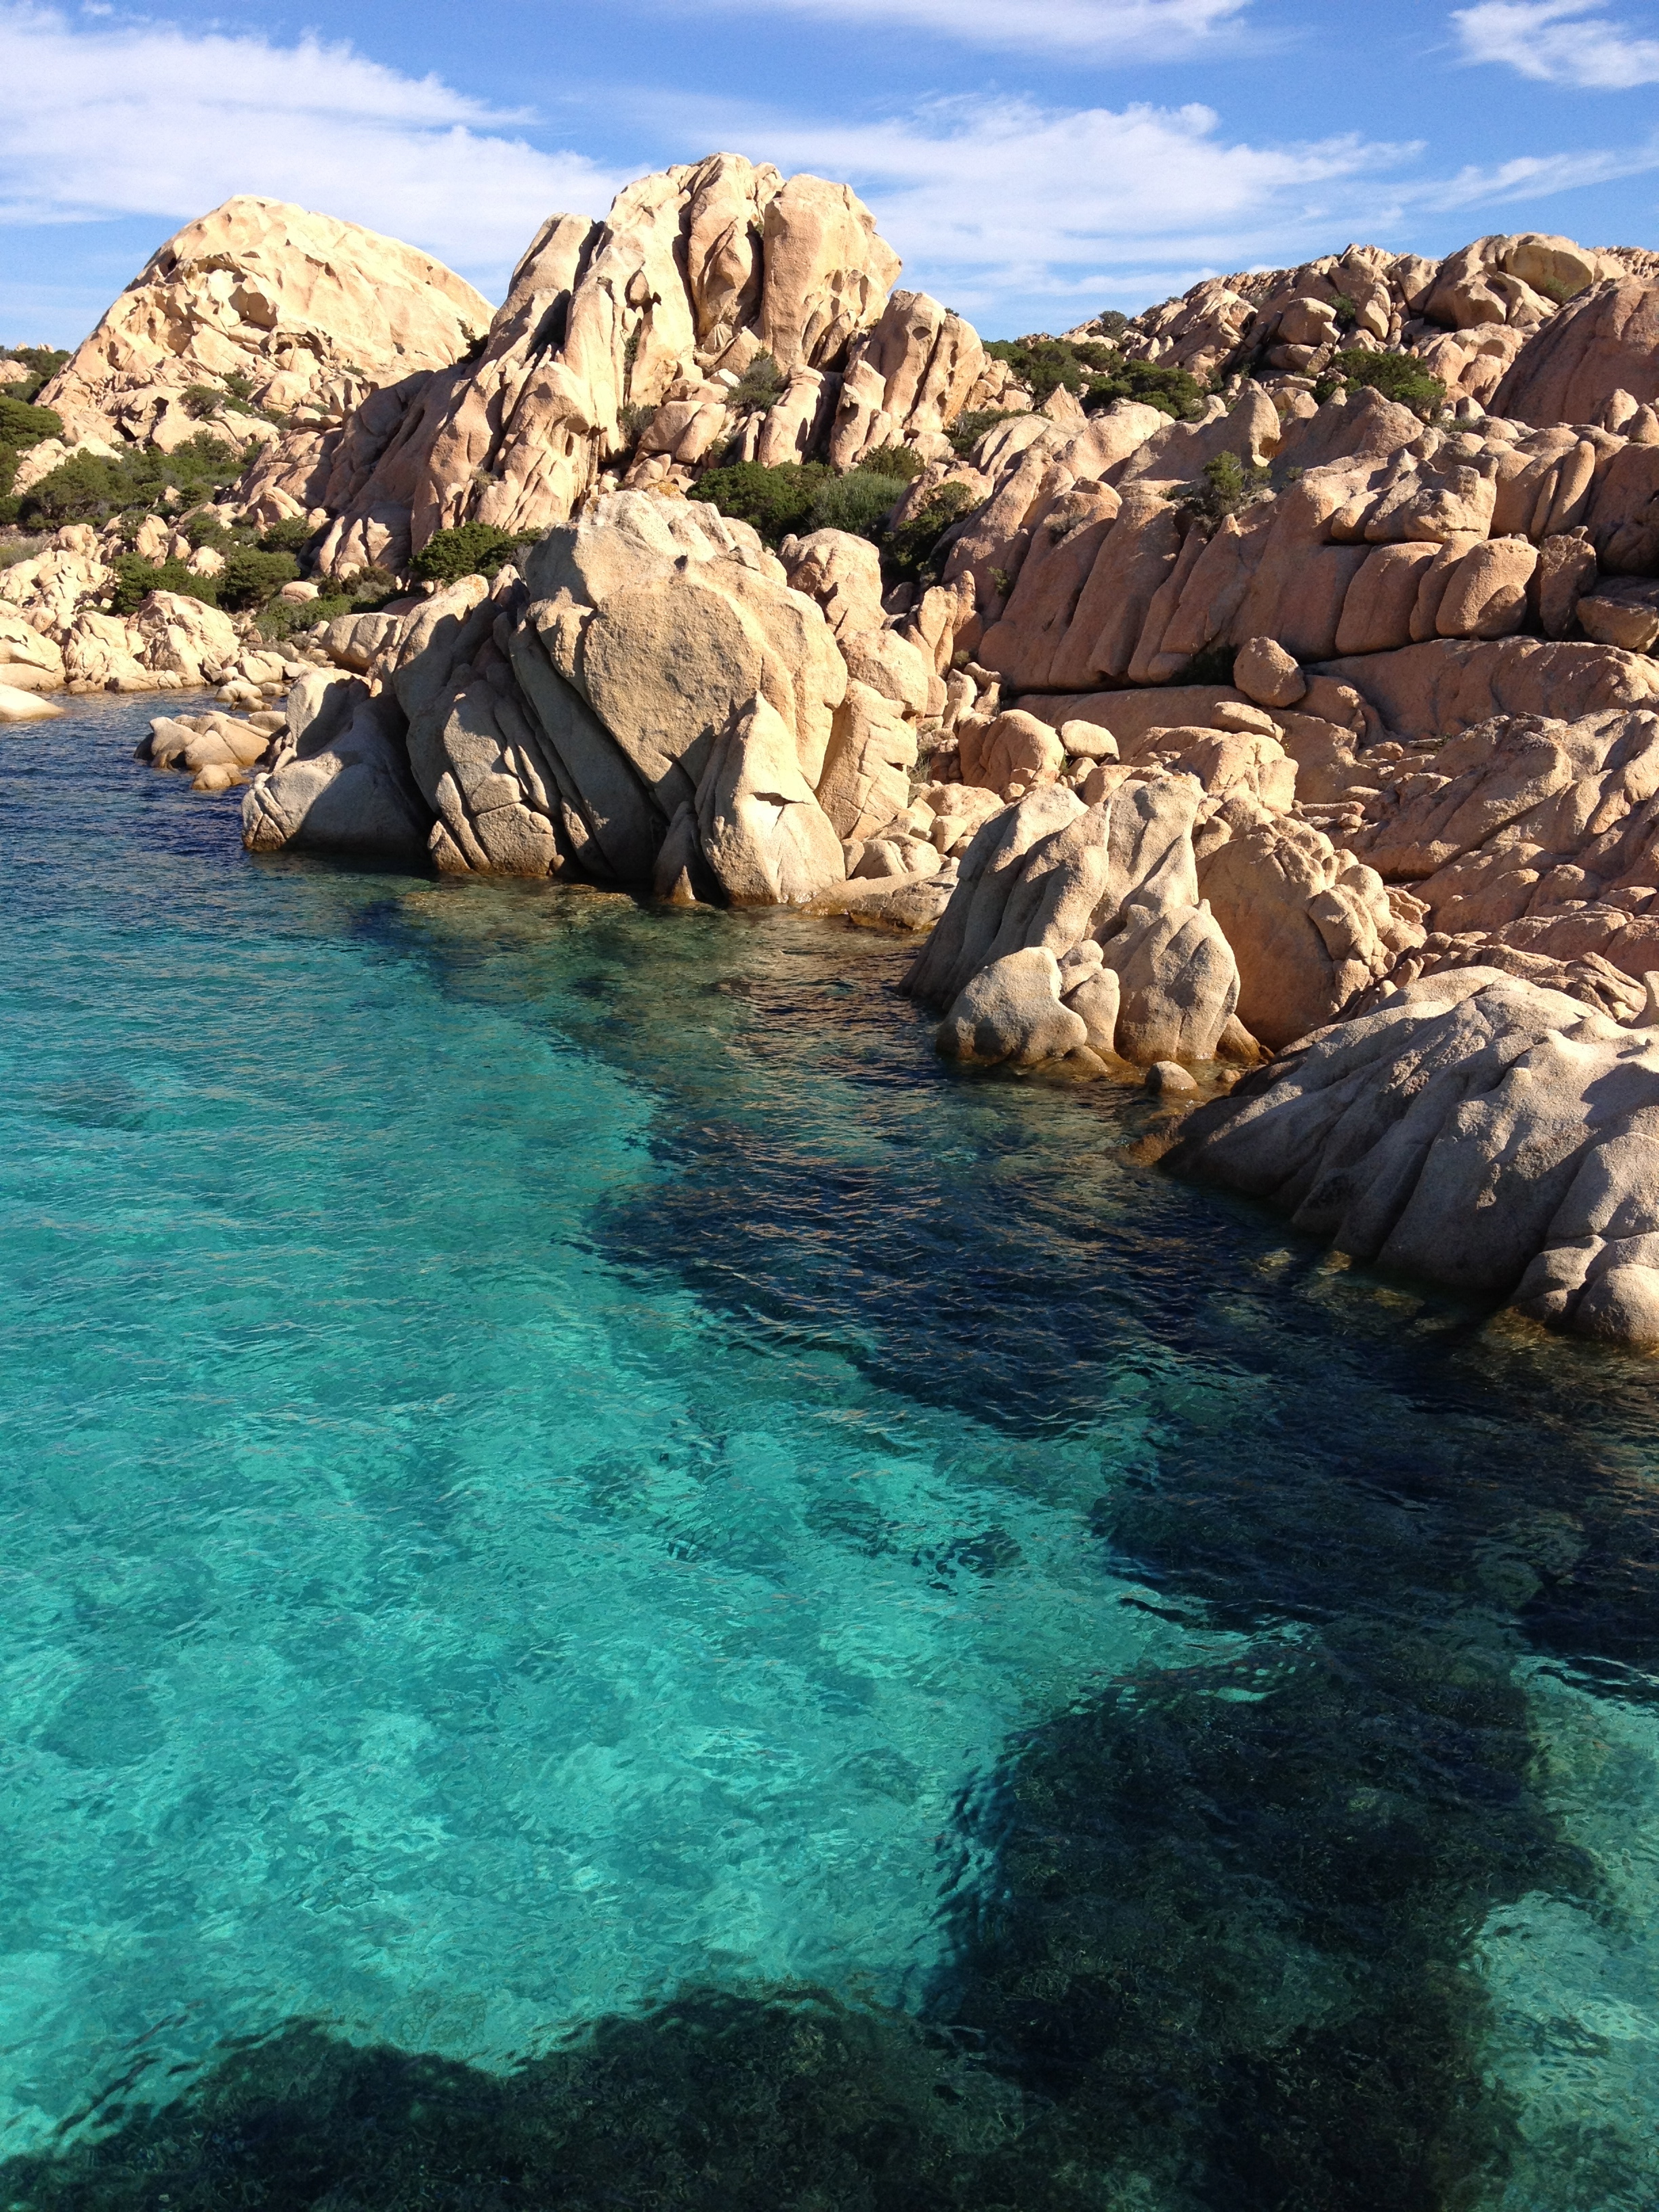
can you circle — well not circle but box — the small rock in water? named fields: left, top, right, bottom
left=1146, top=1061, right=1200, bottom=1097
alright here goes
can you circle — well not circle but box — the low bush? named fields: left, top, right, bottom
left=1086, top=358, right=1208, bottom=419
left=109, top=554, right=216, bottom=616
left=728, top=352, right=785, bottom=414
left=616, top=401, right=658, bottom=449
left=257, top=514, right=319, bottom=557
left=18, top=433, right=248, bottom=528
left=1177, top=451, right=1271, bottom=525
left=1319, top=348, right=1445, bottom=423
left=409, top=520, right=535, bottom=586
left=689, top=460, right=830, bottom=544
left=219, top=546, right=299, bottom=611
left=181, top=384, right=224, bottom=421
left=0, top=394, right=62, bottom=451
left=859, top=444, right=923, bottom=482
left=807, top=469, right=912, bottom=539
left=883, top=480, right=977, bottom=584
left=1, top=346, right=70, bottom=403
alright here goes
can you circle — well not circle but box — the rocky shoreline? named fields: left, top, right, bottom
left=8, top=159, right=1659, bottom=1346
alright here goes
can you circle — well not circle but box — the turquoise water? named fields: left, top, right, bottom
left=2, top=696, right=1658, bottom=2210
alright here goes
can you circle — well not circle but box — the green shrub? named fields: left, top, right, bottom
left=1332, top=293, right=1359, bottom=330
left=946, top=407, right=1027, bottom=457
left=1321, top=348, right=1446, bottom=423
left=689, top=459, right=830, bottom=544
left=1, top=346, right=70, bottom=403
left=185, top=508, right=234, bottom=550
left=985, top=335, right=1109, bottom=402
left=1088, top=359, right=1208, bottom=419
left=616, top=401, right=658, bottom=448
left=1095, top=310, right=1130, bottom=338
left=1534, top=273, right=1584, bottom=306
left=409, top=520, right=533, bottom=586
left=883, top=480, right=977, bottom=584
left=257, top=514, right=319, bottom=557
left=180, top=384, right=223, bottom=421
left=0, top=394, right=62, bottom=451
left=222, top=369, right=255, bottom=408
left=1177, top=451, right=1271, bottom=525
left=808, top=469, right=910, bottom=539
left=109, top=554, right=217, bottom=616
left=17, top=432, right=247, bottom=529
left=859, top=443, right=923, bottom=482
left=728, top=352, right=785, bottom=414
left=218, top=546, right=300, bottom=611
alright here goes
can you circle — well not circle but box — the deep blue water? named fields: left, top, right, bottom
left=2, top=695, right=1658, bottom=2211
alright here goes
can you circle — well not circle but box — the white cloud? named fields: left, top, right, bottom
left=1453, top=0, right=1659, bottom=85
left=679, top=0, right=1254, bottom=58
left=0, top=3, right=622, bottom=286
left=648, top=93, right=1420, bottom=316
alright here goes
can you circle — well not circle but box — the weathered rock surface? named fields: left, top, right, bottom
left=1168, top=966, right=1659, bottom=1344
left=41, top=197, right=491, bottom=451
left=318, top=156, right=914, bottom=573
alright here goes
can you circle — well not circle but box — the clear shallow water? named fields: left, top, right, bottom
left=2, top=697, right=1658, bottom=2211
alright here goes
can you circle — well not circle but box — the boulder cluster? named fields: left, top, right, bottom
left=13, top=159, right=1659, bottom=1347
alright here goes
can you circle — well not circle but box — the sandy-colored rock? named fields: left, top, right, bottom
left=1169, top=964, right=1659, bottom=1346
left=936, top=945, right=1088, bottom=1066
left=1496, top=276, right=1659, bottom=428
left=1103, top=898, right=1240, bottom=1064
left=41, top=197, right=491, bottom=449
left=696, top=693, right=847, bottom=903
left=1198, top=819, right=1419, bottom=1047
left=0, top=682, right=62, bottom=721
left=1233, top=636, right=1306, bottom=710
left=242, top=674, right=430, bottom=859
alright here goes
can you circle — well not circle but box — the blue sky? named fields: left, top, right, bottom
left=3, top=0, right=1659, bottom=349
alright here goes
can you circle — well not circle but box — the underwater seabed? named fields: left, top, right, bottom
left=0, top=696, right=1656, bottom=2210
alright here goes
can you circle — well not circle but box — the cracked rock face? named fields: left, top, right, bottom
left=40, top=196, right=491, bottom=453
left=1168, top=966, right=1659, bottom=1347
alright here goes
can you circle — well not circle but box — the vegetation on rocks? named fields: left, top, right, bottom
left=16, top=434, right=251, bottom=529
left=1178, top=450, right=1273, bottom=526
left=410, top=521, right=537, bottom=586
left=0, top=345, right=70, bottom=403
left=0, top=393, right=65, bottom=516
left=984, top=335, right=1207, bottom=419
left=727, top=352, right=786, bottom=414
left=883, top=480, right=978, bottom=583
left=689, top=460, right=831, bottom=544
left=1316, top=348, right=1446, bottom=422
left=108, top=543, right=300, bottom=617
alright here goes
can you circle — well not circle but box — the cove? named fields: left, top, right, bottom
left=2, top=697, right=1658, bottom=2210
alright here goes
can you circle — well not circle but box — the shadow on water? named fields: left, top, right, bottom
left=6, top=833, right=1659, bottom=2209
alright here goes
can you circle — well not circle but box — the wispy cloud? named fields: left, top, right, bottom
left=1453, top=0, right=1659, bottom=86
left=0, top=2, right=621, bottom=283
left=673, top=0, right=1254, bottom=59
left=725, top=95, right=1420, bottom=311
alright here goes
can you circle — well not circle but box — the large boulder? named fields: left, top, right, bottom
left=241, top=672, right=431, bottom=860
left=1167, top=966, right=1659, bottom=1347
left=694, top=693, right=847, bottom=904
left=41, top=196, right=491, bottom=449
left=1197, top=819, right=1422, bottom=1049
left=1494, top=276, right=1659, bottom=428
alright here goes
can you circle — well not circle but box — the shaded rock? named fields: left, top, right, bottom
left=936, top=947, right=1088, bottom=1067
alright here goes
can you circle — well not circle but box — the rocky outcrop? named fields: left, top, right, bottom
left=315, top=156, right=923, bottom=575
left=1495, top=277, right=1659, bottom=428
left=1168, top=966, right=1659, bottom=1345
left=39, top=197, right=491, bottom=453
left=1084, top=230, right=1623, bottom=401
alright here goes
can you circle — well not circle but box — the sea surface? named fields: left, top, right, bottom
left=2, top=693, right=1657, bottom=2211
